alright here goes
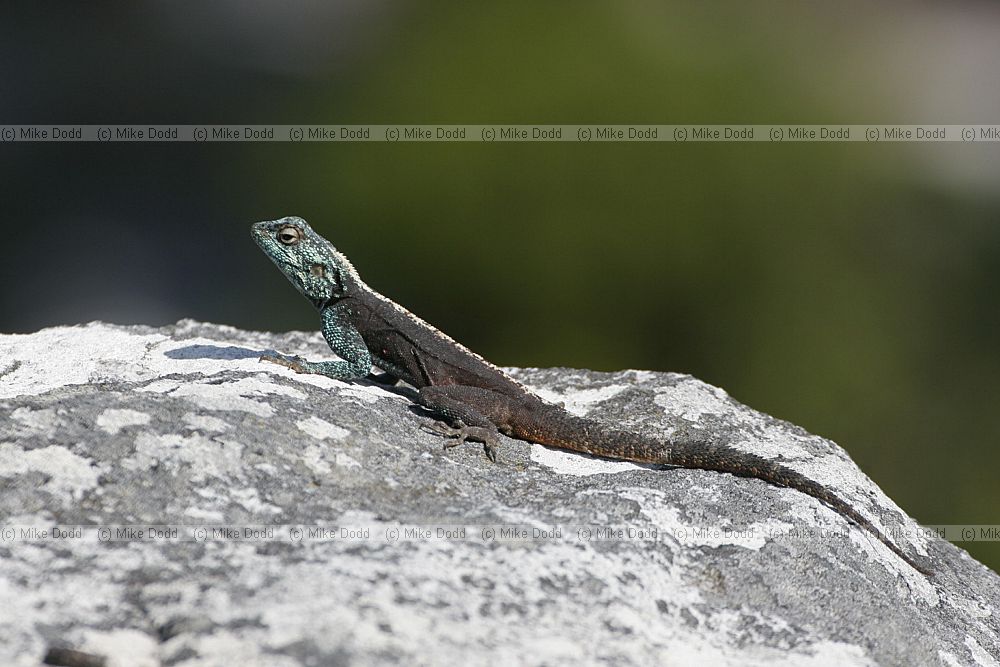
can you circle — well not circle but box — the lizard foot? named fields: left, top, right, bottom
left=259, top=353, right=307, bottom=374
left=420, top=420, right=501, bottom=463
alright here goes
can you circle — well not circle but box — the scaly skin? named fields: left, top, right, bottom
left=252, top=216, right=931, bottom=575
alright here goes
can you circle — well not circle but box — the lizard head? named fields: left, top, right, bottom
left=252, top=216, right=356, bottom=309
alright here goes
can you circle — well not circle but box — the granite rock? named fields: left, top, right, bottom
left=0, top=321, right=997, bottom=666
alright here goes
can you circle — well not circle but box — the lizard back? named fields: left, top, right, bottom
left=337, top=283, right=531, bottom=398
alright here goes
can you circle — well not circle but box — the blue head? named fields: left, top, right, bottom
left=252, top=216, right=357, bottom=308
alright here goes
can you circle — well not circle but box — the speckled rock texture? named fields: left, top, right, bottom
left=0, top=321, right=998, bottom=667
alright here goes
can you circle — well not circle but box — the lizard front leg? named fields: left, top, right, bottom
left=261, top=304, right=373, bottom=381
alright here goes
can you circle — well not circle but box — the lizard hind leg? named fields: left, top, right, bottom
left=417, top=386, right=506, bottom=462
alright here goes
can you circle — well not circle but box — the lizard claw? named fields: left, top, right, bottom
left=420, top=420, right=458, bottom=438
left=421, top=420, right=501, bottom=463
left=260, top=353, right=307, bottom=373
left=484, top=440, right=499, bottom=463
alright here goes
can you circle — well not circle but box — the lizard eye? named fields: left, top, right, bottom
left=310, top=264, right=325, bottom=278
left=277, top=226, right=302, bottom=245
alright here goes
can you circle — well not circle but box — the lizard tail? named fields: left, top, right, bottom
left=535, top=413, right=932, bottom=575
left=663, top=438, right=932, bottom=575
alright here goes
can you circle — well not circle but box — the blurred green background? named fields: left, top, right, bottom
left=1, top=2, right=998, bottom=570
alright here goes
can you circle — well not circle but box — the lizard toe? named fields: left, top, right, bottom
left=260, top=354, right=306, bottom=373
left=484, top=440, right=500, bottom=463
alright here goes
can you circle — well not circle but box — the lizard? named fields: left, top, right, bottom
left=251, top=215, right=931, bottom=575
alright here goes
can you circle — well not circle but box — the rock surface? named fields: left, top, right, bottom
left=0, top=321, right=998, bottom=666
